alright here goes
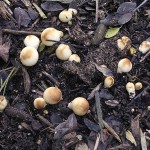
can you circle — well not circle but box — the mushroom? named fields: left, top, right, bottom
left=68, top=54, right=81, bottom=63
left=41, top=28, right=63, bottom=46
left=43, top=87, right=62, bottom=104
left=104, top=76, right=114, bottom=88
left=0, top=96, right=8, bottom=112
left=68, top=97, right=89, bottom=116
left=20, top=46, right=39, bottom=66
left=126, top=82, right=135, bottom=98
left=33, top=98, right=46, bottom=109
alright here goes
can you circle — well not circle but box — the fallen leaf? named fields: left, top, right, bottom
left=118, top=13, right=132, bottom=25
left=84, top=118, right=100, bottom=132
left=117, top=2, right=137, bottom=15
left=105, top=100, right=119, bottom=107
left=140, top=129, right=147, bottom=150
left=54, top=114, right=77, bottom=139
left=126, top=130, right=137, bottom=146
left=99, top=89, right=114, bottom=100
left=75, top=142, right=88, bottom=150
left=14, top=7, right=31, bottom=27
left=27, top=8, right=39, bottom=20
left=41, top=2, right=64, bottom=12
left=105, top=27, right=121, bottom=38
left=93, top=63, right=113, bottom=77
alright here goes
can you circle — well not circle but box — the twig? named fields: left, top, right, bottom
left=42, top=71, right=60, bottom=87
left=140, top=51, right=150, bottom=62
left=95, top=0, right=99, bottom=23
left=95, top=90, right=104, bottom=142
left=133, top=0, right=148, bottom=12
left=94, top=133, right=101, bottom=150
left=2, top=29, right=41, bottom=36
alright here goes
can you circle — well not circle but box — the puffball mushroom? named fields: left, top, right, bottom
left=139, top=41, right=150, bottom=54
left=20, top=46, right=39, bottom=66
left=56, top=44, right=72, bottom=60
left=59, top=10, right=72, bottom=22
left=41, top=28, right=63, bottom=46
left=117, top=58, right=132, bottom=73
left=24, top=35, right=40, bottom=49
left=135, top=82, right=142, bottom=90
left=43, top=87, right=62, bottom=104
left=0, top=96, right=8, bottom=111
left=104, top=76, right=114, bottom=88
left=69, top=54, right=81, bottom=63
left=126, top=82, right=135, bottom=98
left=33, top=98, right=46, bottom=109
left=68, top=97, right=89, bottom=116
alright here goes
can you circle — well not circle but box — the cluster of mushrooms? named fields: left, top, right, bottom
left=0, top=10, right=150, bottom=114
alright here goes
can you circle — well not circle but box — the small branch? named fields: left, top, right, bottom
left=95, top=90, right=104, bottom=142
left=95, top=0, right=99, bottom=23
left=133, top=0, right=148, bottom=12
left=42, top=71, right=60, bottom=87
left=2, top=29, right=41, bottom=36
left=140, top=51, right=150, bottom=62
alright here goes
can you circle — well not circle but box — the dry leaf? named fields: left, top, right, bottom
left=105, top=27, right=121, bottom=38
left=105, top=100, right=119, bottom=107
left=75, top=142, right=88, bottom=150
left=140, top=129, right=147, bottom=150
left=41, top=2, right=64, bottom=11
left=54, top=114, right=77, bottom=139
left=125, top=130, right=137, bottom=146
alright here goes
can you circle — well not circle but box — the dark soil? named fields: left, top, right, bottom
left=0, top=0, right=150, bottom=150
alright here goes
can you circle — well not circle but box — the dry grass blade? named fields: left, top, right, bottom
left=125, top=130, right=137, bottom=146
left=103, top=120, right=122, bottom=143
left=140, top=129, right=147, bottom=150
left=94, top=133, right=100, bottom=150
left=32, top=3, right=47, bottom=19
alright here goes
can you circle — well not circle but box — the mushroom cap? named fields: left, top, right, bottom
left=104, top=76, right=114, bottom=88
left=41, top=28, right=63, bottom=46
left=33, top=98, right=46, bottom=109
left=43, top=87, right=62, bottom=104
left=20, top=46, right=39, bottom=66
left=0, top=96, right=8, bottom=111
left=135, top=82, right=142, bottom=90
left=69, top=54, right=81, bottom=63
left=139, top=41, right=150, bottom=54
left=24, top=35, right=40, bottom=49
left=117, top=39, right=125, bottom=50
left=59, top=10, right=72, bottom=22
left=117, top=58, right=132, bottom=73
left=68, top=8, right=78, bottom=15
left=68, top=97, right=89, bottom=116
left=56, top=44, right=72, bottom=60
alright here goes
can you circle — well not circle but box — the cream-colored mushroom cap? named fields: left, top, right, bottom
left=117, top=58, right=132, bottom=73
left=68, top=8, right=78, bottom=15
left=139, top=41, right=150, bottom=54
left=117, top=39, right=125, bottom=50
left=135, top=82, right=142, bottom=90
left=43, top=87, right=62, bottom=104
left=104, top=76, right=114, bottom=88
left=24, top=35, right=40, bottom=49
left=20, top=46, right=39, bottom=66
left=126, top=82, right=135, bottom=98
left=0, top=96, right=8, bottom=112
left=41, top=28, right=63, bottom=46
left=69, top=54, right=81, bottom=63
left=59, top=10, right=72, bottom=22
left=68, top=97, right=89, bottom=116
left=33, top=98, right=46, bottom=109
left=56, top=44, right=72, bottom=60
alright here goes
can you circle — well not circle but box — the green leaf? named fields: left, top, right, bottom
left=105, top=27, right=121, bottom=38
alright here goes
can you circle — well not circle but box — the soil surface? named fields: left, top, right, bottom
left=0, top=0, right=150, bottom=150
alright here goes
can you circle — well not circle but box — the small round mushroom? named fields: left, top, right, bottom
left=0, top=96, right=8, bottom=112
left=56, top=44, right=72, bottom=60
left=68, top=97, right=89, bottom=116
left=104, top=76, right=114, bottom=88
left=69, top=54, right=81, bottom=63
left=135, top=82, right=142, bottom=90
left=24, top=35, right=40, bottom=49
left=20, top=46, right=39, bottom=66
left=59, top=10, right=72, bottom=22
left=126, top=82, right=135, bottom=98
left=117, top=58, right=132, bottom=73
left=41, top=28, right=63, bottom=46
left=117, top=39, right=126, bottom=50
left=43, top=87, right=62, bottom=104
left=121, top=36, right=131, bottom=48
left=139, top=41, right=150, bottom=54
left=33, top=98, right=46, bottom=109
